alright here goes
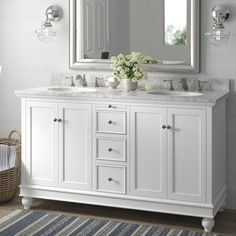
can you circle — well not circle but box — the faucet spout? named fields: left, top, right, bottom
left=75, top=74, right=87, bottom=87
left=179, top=78, right=189, bottom=91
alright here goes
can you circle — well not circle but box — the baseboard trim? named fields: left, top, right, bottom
left=226, top=188, right=236, bottom=210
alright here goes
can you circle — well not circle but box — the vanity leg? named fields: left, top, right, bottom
left=22, top=197, right=33, bottom=210
left=202, top=217, right=215, bottom=233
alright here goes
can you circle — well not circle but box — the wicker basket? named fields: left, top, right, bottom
left=0, top=130, right=21, bottom=203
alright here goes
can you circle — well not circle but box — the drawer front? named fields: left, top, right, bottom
left=96, top=138, right=126, bottom=162
left=96, top=165, right=126, bottom=194
left=95, top=104, right=126, bottom=111
left=96, top=111, right=126, bottom=134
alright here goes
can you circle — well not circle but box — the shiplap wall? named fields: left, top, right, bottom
left=0, top=0, right=236, bottom=209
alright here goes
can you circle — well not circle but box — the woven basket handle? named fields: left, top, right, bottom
left=8, top=130, right=21, bottom=141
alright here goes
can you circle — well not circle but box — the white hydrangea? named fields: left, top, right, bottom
left=111, top=52, right=162, bottom=81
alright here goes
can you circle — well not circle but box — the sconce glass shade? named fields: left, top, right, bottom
left=205, top=4, right=231, bottom=45
left=205, top=29, right=231, bottom=42
left=35, top=21, right=57, bottom=42
left=35, top=6, right=62, bottom=42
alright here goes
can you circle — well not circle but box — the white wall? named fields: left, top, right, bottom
left=0, top=0, right=236, bottom=209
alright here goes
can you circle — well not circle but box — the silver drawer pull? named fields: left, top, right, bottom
left=108, top=120, right=113, bottom=124
left=108, top=148, right=113, bottom=152
left=108, top=177, right=113, bottom=182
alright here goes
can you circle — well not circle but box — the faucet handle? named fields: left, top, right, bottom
left=179, top=77, right=187, bottom=83
left=65, top=76, right=75, bottom=86
left=163, top=79, right=174, bottom=90
left=82, top=74, right=87, bottom=87
left=197, top=80, right=207, bottom=92
left=95, top=77, right=99, bottom=87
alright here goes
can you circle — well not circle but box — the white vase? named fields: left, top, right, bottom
left=123, top=79, right=138, bottom=91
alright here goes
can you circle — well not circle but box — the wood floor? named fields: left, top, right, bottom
left=0, top=196, right=236, bottom=235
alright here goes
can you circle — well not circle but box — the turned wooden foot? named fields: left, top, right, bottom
left=22, top=197, right=33, bottom=210
left=202, top=217, right=215, bottom=233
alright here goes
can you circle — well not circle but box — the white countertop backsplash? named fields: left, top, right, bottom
left=51, top=73, right=230, bottom=92
left=15, top=86, right=229, bottom=104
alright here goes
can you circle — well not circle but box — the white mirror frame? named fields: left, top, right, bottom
left=69, top=0, right=200, bottom=73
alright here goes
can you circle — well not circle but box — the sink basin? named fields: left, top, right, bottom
left=47, top=87, right=97, bottom=92
left=147, top=90, right=202, bottom=97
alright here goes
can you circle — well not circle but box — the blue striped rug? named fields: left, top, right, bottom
left=0, top=210, right=224, bottom=236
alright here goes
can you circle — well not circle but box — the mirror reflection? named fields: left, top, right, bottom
left=165, top=0, right=187, bottom=46
left=81, top=0, right=190, bottom=64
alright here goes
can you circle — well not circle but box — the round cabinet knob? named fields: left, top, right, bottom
left=108, top=177, right=113, bottom=182
left=108, top=120, right=113, bottom=124
left=53, top=118, right=58, bottom=122
left=167, top=125, right=171, bottom=129
left=108, top=148, right=113, bottom=152
left=162, top=125, right=166, bottom=129
left=108, top=104, right=112, bottom=108
left=58, top=119, right=62, bottom=122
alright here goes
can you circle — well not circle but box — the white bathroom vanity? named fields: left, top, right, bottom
left=16, top=87, right=229, bottom=232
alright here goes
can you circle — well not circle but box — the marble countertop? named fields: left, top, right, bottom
left=15, top=86, right=230, bottom=105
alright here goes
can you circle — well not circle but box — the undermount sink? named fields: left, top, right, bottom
left=47, top=87, right=97, bottom=92
left=147, top=90, right=203, bottom=97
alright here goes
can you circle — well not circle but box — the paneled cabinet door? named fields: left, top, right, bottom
left=25, top=101, right=58, bottom=186
left=58, top=103, right=92, bottom=190
left=130, top=106, right=167, bottom=198
left=167, top=108, right=207, bottom=203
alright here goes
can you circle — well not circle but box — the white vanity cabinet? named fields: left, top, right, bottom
left=130, top=106, right=167, bottom=199
left=58, top=102, right=92, bottom=190
left=23, top=100, right=92, bottom=191
left=167, top=108, right=207, bottom=203
left=24, top=101, right=58, bottom=187
left=93, top=103, right=127, bottom=194
left=19, top=96, right=227, bottom=233
left=130, top=106, right=206, bottom=203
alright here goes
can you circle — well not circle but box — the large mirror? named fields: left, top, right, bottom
left=70, top=0, right=199, bottom=72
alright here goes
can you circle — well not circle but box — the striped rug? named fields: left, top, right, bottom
left=0, top=210, right=224, bottom=236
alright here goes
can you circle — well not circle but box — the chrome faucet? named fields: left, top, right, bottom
left=197, top=80, right=207, bottom=92
left=75, top=74, right=87, bottom=87
left=65, top=76, right=75, bottom=86
left=163, top=79, right=174, bottom=90
left=179, top=78, right=189, bottom=91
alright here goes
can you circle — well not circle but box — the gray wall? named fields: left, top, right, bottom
left=109, top=0, right=130, bottom=57
left=0, top=0, right=236, bottom=209
left=129, top=0, right=190, bottom=62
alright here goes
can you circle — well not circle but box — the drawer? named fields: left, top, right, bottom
left=96, top=111, right=126, bottom=134
left=95, top=104, right=126, bottom=111
left=96, top=137, right=126, bottom=162
left=96, top=165, right=126, bottom=194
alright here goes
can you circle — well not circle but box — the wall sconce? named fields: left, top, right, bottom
left=35, top=6, right=63, bottom=42
left=205, top=5, right=231, bottom=45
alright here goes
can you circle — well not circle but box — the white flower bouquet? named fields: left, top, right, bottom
left=111, top=52, right=162, bottom=82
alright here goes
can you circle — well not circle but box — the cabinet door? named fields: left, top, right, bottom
left=25, top=101, right=58, bottom=186
left=130, top=106, right=167, bottom=198
left=58, top=103, right=92, bottom=190
left=167, top=108, right=206, bottom=203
